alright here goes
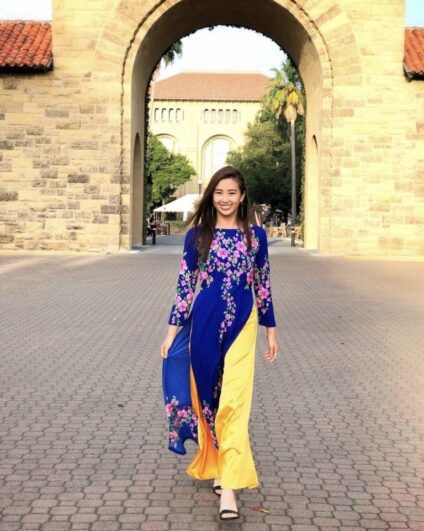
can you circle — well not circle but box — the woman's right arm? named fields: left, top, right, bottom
left=161, top=227, right=199, bottom=357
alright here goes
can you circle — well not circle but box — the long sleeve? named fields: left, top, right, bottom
left=253, top=227, right=276, bottom=327
left=168, top=227, right=199, bottom=326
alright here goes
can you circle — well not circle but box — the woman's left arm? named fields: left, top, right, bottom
left=253, top=227, right=278, bottom=362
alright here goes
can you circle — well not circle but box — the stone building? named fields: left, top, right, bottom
left=0, top=1, right=423, bottom=257
left=149, top=71, right=269, bottom=197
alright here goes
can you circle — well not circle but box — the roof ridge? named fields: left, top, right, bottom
left=0, top=20, right=52, bottom=24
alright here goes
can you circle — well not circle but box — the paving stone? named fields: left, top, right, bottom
left=0, top=250, right=423, bottom=530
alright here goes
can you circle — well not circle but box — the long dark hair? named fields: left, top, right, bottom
left=185, top=165, right=254, bottom=262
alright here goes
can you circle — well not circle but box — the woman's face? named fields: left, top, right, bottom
left=212, top=177, right=245, bottom=219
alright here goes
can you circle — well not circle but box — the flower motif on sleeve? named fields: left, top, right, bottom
left=169, top=250, right=199, bottom=326
left=253, top=257, right=272, bottom=315
left=252, top=226, right=276, bottom=327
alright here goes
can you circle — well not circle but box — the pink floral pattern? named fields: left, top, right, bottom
left=198, top=228, right=260, bottom=341
left=202, top=367, right=223, bottom=448
left=169, top=250, right=199, bottom=326
left=164, top=225, right=276, bottom=455
left=201, top=400, right=218, bottom=447
left=253, top=250, right=274, bottom=319
left=168, top=224, right=276, bottom=330
left=165, top=396, right=198, bottom=450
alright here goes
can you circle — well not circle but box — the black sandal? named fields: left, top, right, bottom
left=220, top=508, right=240, bottom=520
left=212, top=483, right=222, bottom=496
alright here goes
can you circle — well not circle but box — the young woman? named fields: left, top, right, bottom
left=160, top=165, right=278, bottom=520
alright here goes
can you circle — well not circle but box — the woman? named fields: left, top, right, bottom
left=160, top=166, right=278, bottom=520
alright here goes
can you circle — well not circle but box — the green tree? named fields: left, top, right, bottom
left=227, top=58, right=305, bottom=217
left=145, top=132, right=195, bottom=207
left=227, top=118, right=291, bottom=208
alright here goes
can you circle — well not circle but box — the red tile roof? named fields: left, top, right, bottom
left=404, top=27, right=424, bottom=79
left=153, top=72, right=271, bottom=101
left=0, top=21, right=52, bottom=70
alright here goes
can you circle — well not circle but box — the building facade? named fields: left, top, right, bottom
left=149, top=72, right=268, bottom=196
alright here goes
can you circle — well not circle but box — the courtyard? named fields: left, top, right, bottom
left=0, top=245, right=423, bottom=530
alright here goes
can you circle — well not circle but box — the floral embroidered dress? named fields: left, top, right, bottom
left=162, top=224, right=276, bottom=488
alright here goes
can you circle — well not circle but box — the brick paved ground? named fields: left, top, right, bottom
left=0, top=242, right=423, bottom=531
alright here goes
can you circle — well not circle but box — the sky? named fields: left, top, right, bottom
left=1, top=0, right=423, bottom=79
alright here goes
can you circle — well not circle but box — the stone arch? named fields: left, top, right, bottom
left=92, top=0, right=362, bottom=250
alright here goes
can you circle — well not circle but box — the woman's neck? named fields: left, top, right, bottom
left=215, top=215, right=240, bottom=229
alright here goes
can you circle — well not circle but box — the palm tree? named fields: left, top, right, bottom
left=263, top=60, right=305, bottom=247
left=152, top=40, right=183, bottom=82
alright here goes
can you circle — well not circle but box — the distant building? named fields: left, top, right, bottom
left=149, top=72, right=270, bottom=197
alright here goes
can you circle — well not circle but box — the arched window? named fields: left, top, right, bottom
left=202, top=136, right=235, bottom=181
left=225, top=109, right=231, bottom=124
left=203, top=109, right=209, bottom=122
left=157, top=135, right=178, bottom=153
left=211, top=109, right=216, bottom=123
left=169, top=108, right=174, bottom=122
left=176, top=108, right=181, bottom=122
left=161, top=108, right=167, bottom=122
left=232, top=109, right=238, bottom=124
left=154, top=108, right=159, bottom=122
left=218, top=109, right=223, bottom=124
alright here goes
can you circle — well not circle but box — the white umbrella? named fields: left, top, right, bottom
left=154, top=194, right=200, bottom=221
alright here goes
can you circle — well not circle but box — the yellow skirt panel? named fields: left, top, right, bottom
left=186, top=304, right=259, bottom=490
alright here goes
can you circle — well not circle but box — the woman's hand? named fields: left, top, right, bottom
left=160, top=326, right=179, bottom=358
left=263, top=327, right=278, bottom=363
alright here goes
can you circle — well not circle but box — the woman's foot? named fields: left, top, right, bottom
left=219, top=488, right=239, bottom=520
left=212, top=478, right=222, bottom=496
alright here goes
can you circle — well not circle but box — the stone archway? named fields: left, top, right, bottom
left=92, top=0, right=362, bottom=252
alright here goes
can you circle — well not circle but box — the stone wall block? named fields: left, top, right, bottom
left=45, top=108, right=70, bottom=117
left=0, top=233, right=14, bottom=243
left=0, top=140, right=14, bottom=150
left=92, top=214, right=109, bottom=224
left=26, top=126, right=44, bottom=136
left=67, top=174, right=90, bottom=184
left=56, top=120, right=82, bottom=129
left=0, top=191, right=19, bottom=201
left=41, top=169, right=59, bottom=179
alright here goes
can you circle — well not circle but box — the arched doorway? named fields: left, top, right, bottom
left=93, top=0, right=362, bottom=251
left=131, top=132, right=142, bottom=248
